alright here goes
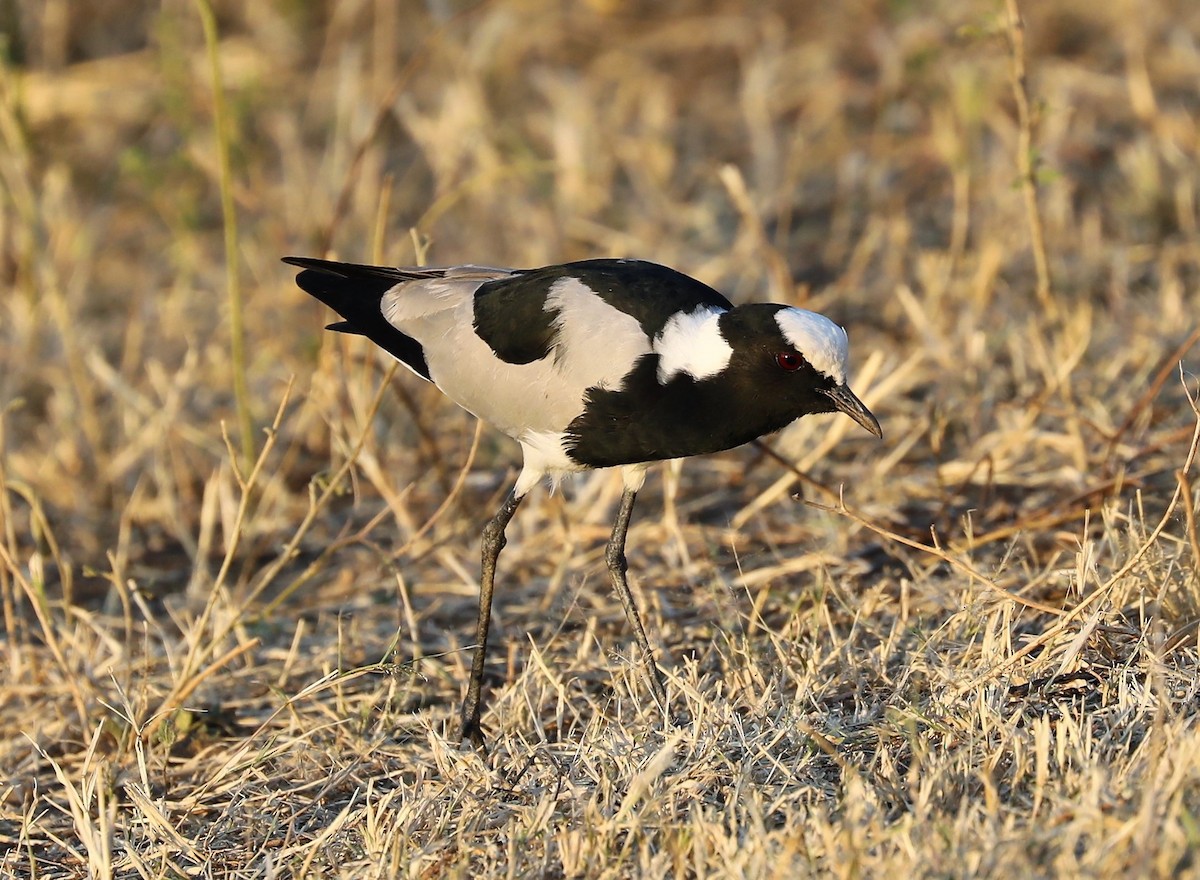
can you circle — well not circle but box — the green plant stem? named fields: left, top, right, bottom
left=194, top=0, right=254, bottom=468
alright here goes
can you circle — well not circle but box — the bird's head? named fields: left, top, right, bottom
left=718, top=304, right=882, bottom=439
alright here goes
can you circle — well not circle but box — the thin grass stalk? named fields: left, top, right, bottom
left=1004, top=0, right=1055, bottom=316
left=0, top=403, right=18, bottom=650
left=194, top=0, right=254, bottom=468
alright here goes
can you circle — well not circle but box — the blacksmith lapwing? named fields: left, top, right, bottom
left=284, top=257, right=881, bottom=747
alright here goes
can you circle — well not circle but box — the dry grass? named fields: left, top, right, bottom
left=3, top=0, right=1200, bottom=876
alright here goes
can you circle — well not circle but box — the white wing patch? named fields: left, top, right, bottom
left=653, top=306, right=731, bottom=384
left=774, top=308, right=849, bottom=384
left=379, top=273, right=656, bottom=454
left=544, top=277, right=652, bottom=390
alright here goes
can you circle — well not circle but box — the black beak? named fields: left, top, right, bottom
left=823, top=384, right=882, bottom=438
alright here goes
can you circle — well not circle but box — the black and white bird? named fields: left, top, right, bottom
left=284, top=256, right=881, bottom=747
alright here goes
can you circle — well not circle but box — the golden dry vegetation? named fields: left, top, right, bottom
left=2, top=0, right=1200, bottom=876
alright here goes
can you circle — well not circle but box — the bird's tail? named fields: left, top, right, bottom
left=282, top=256, right=437, bottom=380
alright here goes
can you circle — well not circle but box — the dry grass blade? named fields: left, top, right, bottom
left=953, top=381, right=1200, bottom=697
left=1107, top=325, right=1200, bottom=455
left=808, top=495, right=1068, bottom=616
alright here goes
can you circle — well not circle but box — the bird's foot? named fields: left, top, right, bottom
left=459, top=717, right=488, bottom=754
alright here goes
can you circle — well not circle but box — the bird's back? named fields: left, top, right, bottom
left=388, top=261, right=723, bottom=446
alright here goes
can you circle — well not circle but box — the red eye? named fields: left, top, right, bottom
left=776, top=352, right=803, bottom=372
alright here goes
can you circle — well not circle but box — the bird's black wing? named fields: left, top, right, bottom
left=553, top=260, right=734, bottom=336
left=471, top=259, right=734, bottom=365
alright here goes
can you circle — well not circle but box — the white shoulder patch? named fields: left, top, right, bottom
left=653, top=306, right=732, bottom=384
left=774, top=309, right=850, bottom=384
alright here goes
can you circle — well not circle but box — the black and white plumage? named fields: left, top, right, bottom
left=285, top=256, right=881, bottom=747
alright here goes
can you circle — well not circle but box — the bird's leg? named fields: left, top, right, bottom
left=605, top=488, right=670, bottom=717
left=460, top=488, right=524, bottom=749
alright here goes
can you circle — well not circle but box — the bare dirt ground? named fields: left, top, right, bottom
left=2, top=1, right=1199, bottom=876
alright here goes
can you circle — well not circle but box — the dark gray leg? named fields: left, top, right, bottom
left=460, top=489, right=523, bottom=749
left=605, top=488, right=669, bottom=716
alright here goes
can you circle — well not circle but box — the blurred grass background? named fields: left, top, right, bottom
left=2, top=0, right=1200, bottom=876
